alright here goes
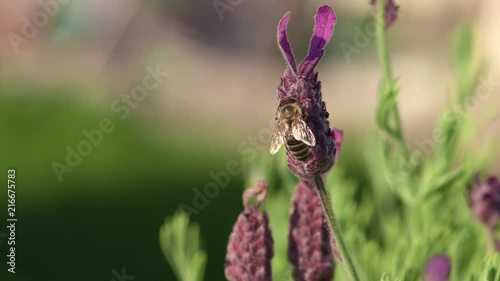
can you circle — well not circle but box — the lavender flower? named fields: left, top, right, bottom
left=469, top=175, right=500, bottom=228
left=330, top=128, right=344, bottom=162
left=276, top=5, right=337, bottom=179
left=288, top=180, right=335, bottom=281
left=225, top=180, right=274, bottom=281
left=371, top=0, right=399, bottom=27
left=424, top=255, right=451, bottom=281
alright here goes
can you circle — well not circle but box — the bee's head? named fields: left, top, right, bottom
left=279, top=99, right=300, bottom=118
left=282, top=104, right=295, bottom=118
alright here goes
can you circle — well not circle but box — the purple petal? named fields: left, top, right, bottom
left=277, top=12, right=297, bottom=72
left=424, top=255, right=451, bottom=281
left=299, top=5, right=336, bottom=76
left=309, top=5, right=336, bottom=58
left=330, top=128, right=344, bottom=162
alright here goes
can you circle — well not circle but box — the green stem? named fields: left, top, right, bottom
left=376, top=0, right=392, bottom=81
left=375, top=0, right=409, bottom=162
left=393, top=110, right=409, bottom=160
left=314, top=176, right=360, bottom=281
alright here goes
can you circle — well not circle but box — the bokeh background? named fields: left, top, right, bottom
left=0, top=0, right=499, bottom=280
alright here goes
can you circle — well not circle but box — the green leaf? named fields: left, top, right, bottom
left=452, top=24, right=473, bottom=73
left=451, top=23, right=484, bottom=104
left=477, top=254, right=500, bottom=281
left=380, top=272, right=401, bottom=281
left=420, top=166, right=464, bottom=202
left=159, top=211, right=207, bottom=281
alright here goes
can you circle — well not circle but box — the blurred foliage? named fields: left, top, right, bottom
left=161, top=122, right=497, bottom=280
left=477, top=254, right=500, bottom=281
left=0, top=78, right=244, bottom=281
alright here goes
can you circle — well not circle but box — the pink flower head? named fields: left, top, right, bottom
left=276, top=5, right=338, bottom=179
left=424, top=255, right=451, bottom=281
left=225, top=180, right=274, bottom=281
left=469, top=175, right=500, bottom=228
left=371, top=0, right=399, bottom=27
left=288, top=180, right=335, bottom=281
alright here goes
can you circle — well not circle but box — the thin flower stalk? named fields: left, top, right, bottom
left=374, top=0, right=409, bottom=163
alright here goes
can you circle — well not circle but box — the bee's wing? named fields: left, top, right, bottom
left=292, top=118, right=316, bottom=146
left=270, top=120, right=287, bottom=155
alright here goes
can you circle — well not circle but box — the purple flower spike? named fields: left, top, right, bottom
left=371, top=0, right=399, bottom=27
left=275, top=5, right=337, bottom=179
left=288, top=180, right=335, bottom=281
left=278, top=12, right=297, bottom=73
left=299, top=5, right=337, bottom=76
left=469, top=175, right=500, bottom=228
left=225, top=180, right=274, bottom=281
left=424, top=255, right=451, bottom=281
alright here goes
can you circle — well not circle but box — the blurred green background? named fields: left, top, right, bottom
left=0, top=0, right=499, bottom=280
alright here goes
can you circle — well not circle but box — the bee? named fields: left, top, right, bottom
left=269, top=98, right=316, bottom=161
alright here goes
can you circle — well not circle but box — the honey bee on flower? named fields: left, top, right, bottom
left=270, top=5, right=338, bottom=179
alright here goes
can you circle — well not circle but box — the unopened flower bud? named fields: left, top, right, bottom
left=469, top=175, right=500, bottom=228
left=371, top=0, right=399, bottom=27
left=288, top=180, right=334, bottom=281
left=225, top=180, right=274, bottom=281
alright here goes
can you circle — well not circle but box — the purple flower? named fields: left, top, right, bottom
left=424, top=255, right=451, bottom=281
left=276, top=5, right=337, bottom=179
left=288, top=180, right=335, bottom=281
left=225, top=180, right=274, bottom=281
left=371, top=0, right=399, bottom=27
left=330, top=128, right=344, bottom=162
left=469, top=175, right=500, bottom=228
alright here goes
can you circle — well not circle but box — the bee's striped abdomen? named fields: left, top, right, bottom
left=286, top=138, right=310, bottom=161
